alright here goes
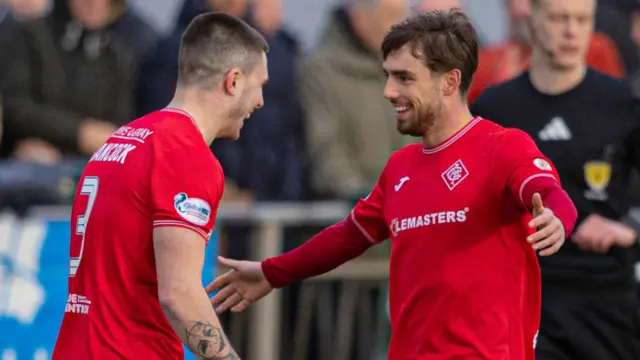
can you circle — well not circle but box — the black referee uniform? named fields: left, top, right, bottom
left=471, top=68, right=640, bottom=360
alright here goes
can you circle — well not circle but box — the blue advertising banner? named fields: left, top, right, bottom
left=0, top=213, right=218, bottom=359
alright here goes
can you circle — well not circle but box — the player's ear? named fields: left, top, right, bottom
left=443, top=69, right=461, bottom=96
left=223, top=68, right=243, bottom=96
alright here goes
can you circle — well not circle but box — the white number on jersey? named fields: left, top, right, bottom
left=69, top=177, right=99, bottom=277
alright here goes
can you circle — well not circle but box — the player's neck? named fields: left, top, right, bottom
left=528, top=59, right=587, bottom=95
left=167, top=94, right=223, bottom=145
left=422, top=107, right=474, bottom=148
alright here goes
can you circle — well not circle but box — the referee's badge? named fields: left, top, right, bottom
left=583, top=160, right=611, bottom=201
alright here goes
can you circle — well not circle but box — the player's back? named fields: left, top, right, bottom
left=52, top=109, right=222, bottom=359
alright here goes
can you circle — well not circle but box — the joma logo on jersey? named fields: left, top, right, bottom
left=390, top=208, right=469, bottom=236
left=442, top=159, right=469, bottom=191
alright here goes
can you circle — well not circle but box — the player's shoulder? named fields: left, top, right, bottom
left=131, top=109, right=207, bottom=148
left=135, top=108, right=196, bottom=132
left=388, top=143, right=423, bottom=163
left=129, top=109, right=219, bottom=169
left=478, top=120, right=537, bottom=149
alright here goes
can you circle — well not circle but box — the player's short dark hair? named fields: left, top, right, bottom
left=381, top=9, right=479, bottom=95
left=177, top=12, right=269, bottom=88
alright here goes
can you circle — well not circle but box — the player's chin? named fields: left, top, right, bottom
left=227, top=120, right=244, bottom=140
left=396, top=120, right=417, bottom=136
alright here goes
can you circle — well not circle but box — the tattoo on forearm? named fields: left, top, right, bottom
left=184, top=321, right=240, bottom=360
left=161, top=305, right=239, bottom=360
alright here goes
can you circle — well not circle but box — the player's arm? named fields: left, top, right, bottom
left=497, top=129, right=578, bottom=255
left=155, top=227, right=239, bottom=360
left=151, top=131, right=237, bottom=359
left=261, top=168, right=391, bottom=288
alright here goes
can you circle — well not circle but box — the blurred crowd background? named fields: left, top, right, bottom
left=1, top=0, right=640, bottom=359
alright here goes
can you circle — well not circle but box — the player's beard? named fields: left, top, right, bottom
left=398, top=98, right=443, bottom=137
left=219, top=100, right=249, bottom=139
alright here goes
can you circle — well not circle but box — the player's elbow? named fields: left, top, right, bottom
left=157, top=278, right=201, bottom=316
left=157, top=281, right=188, bottom=307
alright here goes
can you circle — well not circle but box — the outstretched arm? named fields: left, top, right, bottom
left=261, top=214, right=376, bottom=288
left=155, top=227, right=239, bottom=360
left=262, top=175, right=390, bottom=288
left=207, top=162, right=392, bottom=312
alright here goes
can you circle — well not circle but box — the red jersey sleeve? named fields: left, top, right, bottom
left=493, top=129, right=560, bottom=208
left=350, top=165, right=390, bottom=243
left=150, top=133, right=223, bottom=242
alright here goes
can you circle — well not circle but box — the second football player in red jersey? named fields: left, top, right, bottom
left=207, top=9, right=578, bottom=360
left=52, top=13, right=269, bottom=360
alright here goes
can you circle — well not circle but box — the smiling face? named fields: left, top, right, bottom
left=177, top=13, right=270, bottom=141
left=220, top=52, right=269, bottom=140
left=380, top=10, right=479, bottom=138
left=383, top=45, right=445, bottom=137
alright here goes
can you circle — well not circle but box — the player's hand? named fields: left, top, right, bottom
left=571, top=214, right=637, bottom=254
left=527, top=193, right=565, bottom=256
left=205, top=257, right=273, bottom=314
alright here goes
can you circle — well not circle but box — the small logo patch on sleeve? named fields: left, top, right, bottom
left=173, top=192, right=211, bottom=226
left=533, top=158, right=552, bottom=171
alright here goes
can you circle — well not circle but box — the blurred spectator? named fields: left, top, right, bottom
left=0, top=0, right=137, bottom=162
left=139, top=0, right=304, bottom=202
left=468, top=0, right=625, bottom=104
left=3, top=0, right=48, bottom=21
left=110, top=1, right=158, bottom=64
left=0, top=0, right=49, bottom=64
left=301, top=0, right=411, bottom=200
left=597, top=0, right=640, bottom=75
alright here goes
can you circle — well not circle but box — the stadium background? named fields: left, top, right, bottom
left=0, top=0, right=639, bottom=359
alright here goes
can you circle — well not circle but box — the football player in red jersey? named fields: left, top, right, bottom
left=52, top=13, right=269, bottom=360
left=207, top=9, right=578, bottom=360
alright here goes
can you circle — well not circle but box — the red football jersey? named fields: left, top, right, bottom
left=52, top=109, right=224, bottom=360
left=352, top=117, right=558, bottom=360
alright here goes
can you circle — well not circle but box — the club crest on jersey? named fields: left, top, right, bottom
left=441, top=159, right=469, bottom=191
left=173, top=192, right=211, bottom=226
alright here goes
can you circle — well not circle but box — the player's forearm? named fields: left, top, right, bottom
left=261, top=217, right=374, bottom=288
left=521, top=176, right=578, bottom=236
left=160, top=288, right=240, bottom=360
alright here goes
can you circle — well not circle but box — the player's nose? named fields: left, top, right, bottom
left=383, top=80, right=399, bottom=101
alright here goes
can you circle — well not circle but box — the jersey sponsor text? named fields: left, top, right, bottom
left=391, top=208, right=469, bottom=236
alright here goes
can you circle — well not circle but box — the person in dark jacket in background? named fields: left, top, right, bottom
left=1, top=0, right=138, bottom=162
left=110, top=2, right=158, bottom=64
left=139, top=0, right=305, bottom=203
